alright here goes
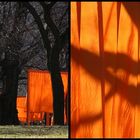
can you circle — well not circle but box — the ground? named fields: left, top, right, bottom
left=0, top=125, right=68, bottom=138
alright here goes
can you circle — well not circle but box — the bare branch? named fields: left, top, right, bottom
left=24, top=65, right=47, bottom=70
left=20, top=39, right=41, bottom=54
left=18, top=77, right=27, bottom=80
left=58, top=7, right=69, bottom=28
left=39, top=2, right=60, bottom=39
left=47, top=2, right=56, bottom=9
left=20, top=42, right=40, bottom=68
left=21, top=2, right=51, bottom=54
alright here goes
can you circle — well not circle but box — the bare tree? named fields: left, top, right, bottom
left=0, top=2, right=69, bottom=125
left=21, top=2, right=69, bottom=125
left=0, top=2, right=28, bottom=124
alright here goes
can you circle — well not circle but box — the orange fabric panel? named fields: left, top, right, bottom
left=27, top=69, right=68, bottom=124
left=71, top=2, right=81, bottom=138
left=71, top=2, right=140, bottom=138
left=17, top=96, right=27, bottom=122
left=29, top=112, right=44, bottom=122
left=17, top=96, right=44, bottom=123
left=79, top=2, right=103, bottom=138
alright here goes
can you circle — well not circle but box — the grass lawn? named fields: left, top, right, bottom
left=0, top=125, right=68, bottom=138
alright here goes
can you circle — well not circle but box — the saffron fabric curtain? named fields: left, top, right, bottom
left=16, top=96, right=44, bottom=123
left=27, top=69, right=68, bottom=124
left=17, top=96, right=27, bottom=122
left=71, top=2, right=140, bottom=138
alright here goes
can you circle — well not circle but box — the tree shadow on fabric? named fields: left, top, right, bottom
left=122, top=2, right=140, bottom=30
left=72, top=46, right=140, bottom=105
left=71, top=2, right=140, bottom=136
left=71, top=45, right=140, bottom=131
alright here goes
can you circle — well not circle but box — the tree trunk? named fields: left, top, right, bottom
left=50, top=42, right=64, bottom=125
left=66, top=83, right=69, bottom=124
left=51, top=72, right=64, bottom=125
left=0, top=58, right=20, bottom=125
